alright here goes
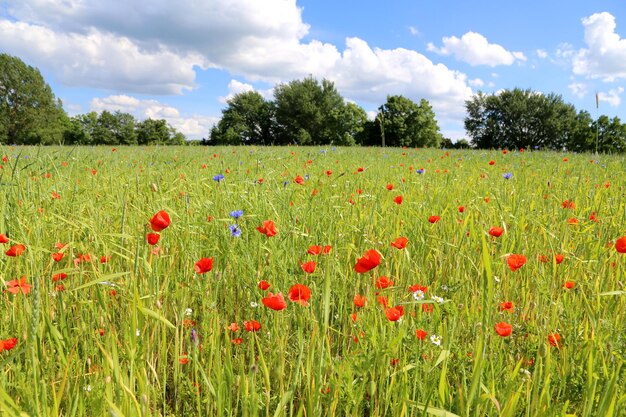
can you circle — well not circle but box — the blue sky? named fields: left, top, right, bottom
left=1, top=0, right=625, bottom=140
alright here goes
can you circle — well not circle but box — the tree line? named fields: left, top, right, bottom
left=206, top=76, right=443, bottom=147
left=0, top=53, right=186, bottom=145
left=2, top=52, right=626, bottom=151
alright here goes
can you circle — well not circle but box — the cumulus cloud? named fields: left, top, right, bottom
left=536, top=49, right=548, bottom=59
left=0, top=0, right=476, bottom=127
left=573, top=12, right=626, bottom=81
left=90, top=95, right=218, bottom=138
left=597, top=87, right=624, bottom=107
left=568, top=82, right=588, bottom=99
left=427, top=32, right=526, bottom=66
left=0, top=20, right=203, bottom=94
left=468, top=78, right=485, bottom=88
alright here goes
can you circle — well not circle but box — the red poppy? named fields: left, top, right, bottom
left=258, top=280, right=270, bottom=290
left=354, top=294, right=366, bottom=308
left=377, top=296, right=389, bottom=308
left=428, top=215, right=440, bottom=223
left=393, top=195, right=403, bottom=205
left=555, top=254, right=565, bottom=264
left=615, top=237, right=626, bottom=253
left=262, top=292, right=287, bottom=311
left=351, top=313, right=358, bottom=323
left=194, top=257, right=214, bottom=274
left=325, top=170, right=332, bottom=176
left=0, top=234, right=8, bottom=243
left=547, top=333, right=561, bottom=347
left=146, top=233, right=160, bottom=245
left=354, top=249, right=381, bottom=273
left=567, top=217, right=579, bottom=225
left=375, top=276, right=393, bottom=289
left=499, top=301, right=514, bottom=312
left=5, top=244, right=25, bottom=257
left=231, top=337, right=243, bottom=344
left=322, top=245, right=332, bottom=254
left=386, top=183, right=394, bottom=190
left=54, top=242, right=66, bottom=249
left=179, top=355, right=189, bottom=365
left=488, top=227, right=504, bottom=237
left=489, top=160, right=495, bottom=165
left=385, top=306, right=404, bottom=322
left=243, top=320, right=261, bottom=332
left=149, top=210, right=171, bottom=232
left=421, top=303, right=434, bottom=313
left=294, top=175, right=305, bottom=185
left=589, top=212, right=598, bottom=222
left=52, top=252, right=64, bottom=262
left=288, top=284, right=311, bottom=305
left=0, top=338, right=18, bottom=352
left=506, top=254, right=527, bottom=271
left=357, top=167, right=364, bottom=172
left=458, top=206, right=465, bottom=213
left=494, top=322, right=512, bottom=337
left=228, top=322, right=239, bottom=332
left=408, top=284, right=428, bottom=293
left=52, top=273, right=68, bottom=282
left=390, top=237, right=408, bottom=249
left=415, top=329, right=428, bottom=340
left=100, top=255, right=111, bottom=264
left=301, top=261, right=316, bottom=274
left=5, top=276, right=32, bottom=295
left=308, top=245, right=322, bottom=255
left=561, top=200, right=575, bottom=209
left=256, top=220, right=277, bottom=237
left=562, top=281, right=575, bottom=289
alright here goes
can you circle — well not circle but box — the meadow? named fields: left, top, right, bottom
left=0, top=145, right=625, bottom=417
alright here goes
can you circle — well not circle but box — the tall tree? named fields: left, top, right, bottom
left=0, top=53, right=68, bottom=144
left=376, top=95, right=442, bottom=147
left=465, top=88, right=579, bottom=150
left=273, top=77, right=363, bottom=145
left=209, top=91, right=272, bottom=145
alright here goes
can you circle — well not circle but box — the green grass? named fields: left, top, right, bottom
left=0, top=145, right=625, bottom=416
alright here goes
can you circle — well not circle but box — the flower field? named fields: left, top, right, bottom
left=1, top=146, right=626, bottom=416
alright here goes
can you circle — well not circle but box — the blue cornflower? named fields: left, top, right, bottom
left=416, top=168, right=425, bottom=174
left=503, top=172, right=513, bottom=179
left=228, top=224, right=242, bottom=237
left=229, top=210, right=244, bottom=219
left=283, top=181, right=290, bottom=188
left=213, top=173, right=225, bottom=182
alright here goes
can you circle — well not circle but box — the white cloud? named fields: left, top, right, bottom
left=573, top=12, right=626, bottom=81
left=568, top=82, right=588, bottom=98
left=597, top=87, right=624, bottom=107
left=218, top=80, right=255, bottom=104
left=90, top=95, right=218, bottom=138
left=536, top=49, right=548, bottom=59
left=409, top=26, right=420, bottom=36
left=333, top=37, right=473, bottom=120
left=0, top=0, right=476, bottom=128
left=427, top=31, right=526, bottom=66
left=0, top=20, right=203, bottom=94
left=468, top=78, right=485, bottom=88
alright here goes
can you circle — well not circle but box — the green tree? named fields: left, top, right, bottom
left=465, top=88, right=579, bottom=150
left=136, top=119, right=172, bottom=145
left=376, top=95, right=442, bottom=147
left=210, top=91, right=272, bottom=145
left=273, top=77, right=363, bottom=145
left=0, top=53, right=68, bottom=144
left=593, top=116, right=626, bottom=153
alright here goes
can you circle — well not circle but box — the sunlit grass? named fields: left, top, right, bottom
left=0, top=145, right=625, bottom=416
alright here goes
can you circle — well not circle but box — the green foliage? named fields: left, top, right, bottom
left=376, top=96, right=443, bottom=147
left=209, top=91, right=273, bottom=145
left=464, top=88, right=626, bottom=152
left=0, top=53, right=69, bottom=145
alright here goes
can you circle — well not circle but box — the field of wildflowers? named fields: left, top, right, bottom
left=1, top=145, right=625, bottom=416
